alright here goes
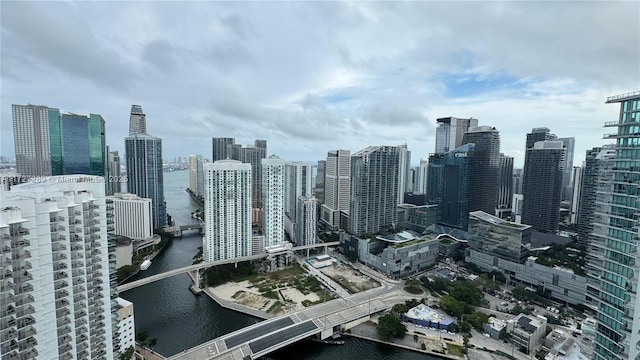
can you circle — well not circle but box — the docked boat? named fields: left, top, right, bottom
left=140, top=259, right=152, bottom=270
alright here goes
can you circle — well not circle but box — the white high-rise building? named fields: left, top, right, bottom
left=107, top=193, right=153, bottom=240
left=12, top=104, right=55, bottom=176
left=188, top=155, right=197, bottom=193
left=295, top=196, right=317, bottom=246
left=320, top=150, right=350, bottom=229
left=435, top=117, right=479, bottom=154
left=0, top=175, right=115, bottom=360
left=396, top=144, right=411, bottom=204
left=203, top=160, right=252, bottom=261
left=414, top=159, right=429, bottom=194
left=262, top=155, right=285, bottom=248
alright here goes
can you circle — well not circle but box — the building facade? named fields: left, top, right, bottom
left=429, top=143, right=475, bottom=231
left=588, top=91, right=640, bottom=360
left=522, top=141, right=564, bottom=233
left=558, top=137, right=575, bottom=201
left=128, top=105, right=146, bottom=135
left=496, top=154, right=514, bottom=219
left=396, top=144, right=411, bottom=204
left=569, top=166, right=582, bottom=225
left=115, top=298, right=135, bottom=356
left=435, top=117, right=479, bottom=154
left=203, top=160, right=252, bottom=261
left=462, top=126, right=501, bottom=214
left=295, top=196, right=317, bottom=246
left=467, top=211, right=532, bottom=263
left=349, top=146, right=400, bottom=236
left=12, top=104, right=55, bottom=176
left=107, top=193, right=153, bottom=240
left=107, top=149, right=122, bottom=195
left=262, top=155, right=285, bottom=248
left=321, top=150, right=351, bottom=230
left=0, top=176, right=116, bottom=360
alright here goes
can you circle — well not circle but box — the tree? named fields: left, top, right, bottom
left=439, top=295, right=465, bottom=318
left=465, top=312, right=489, bottom=332
left=391, top=303, right=410, bottom=315
left=377, top=313, right=407, bottom=339
left=120, top=346, right=135, bottom=360
left=450, top=281, right=483, bottom=306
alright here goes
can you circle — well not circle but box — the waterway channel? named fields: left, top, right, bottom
left=120, top=170, right=436, bottom=360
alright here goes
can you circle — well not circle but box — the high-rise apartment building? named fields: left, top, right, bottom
left=396, top=144, right=411, bottom=204
left=124, top=105, right=166, bottom=229
left=203, top=160, right=252, bottom=261
left=428, top=144, right=475, bottom=230
left=414, top=159, right=429, bottom=194
left=321, top=150, right=351, bottom=230
left=525, top=127, right=557, bottom=150
left=462, top=126, right=501, bottom=214
left=558, top=137, right=575, bottom=201
left=107, top=148, right=122, bottom=195
left=349, top=146, right=399, bottom=236
left=314, top=160, right=326, bottom=204
left=284, top=162, right=313, bottom=242
left=569, top=166, right=582, bottom=225
left=577, top=147, right=615, bottom=248
left=211, top=137, right=235, bottom=162
left=496, top=154, right=514, bottom=219
left=0, top=176, right=115, bottom=360
left=12, top=104, right=107, bottom=177
left=128, top=105, right=146, bottom=135
left=435, top=117, right=479, bottom=154
left=211, top=138, right=266, bottom=218
left=262, top=155, right=285, bottom=248
left=522, top=140, right=564, bottom=233
left=512, top=168, right=524, bottom=195
left=188, top=155, right=197, bottom=193
left=588, top=91, right=640, bottom=360
left=12, top=104, right=54, bottom=176
left=295, top=196, right=317, bottom=246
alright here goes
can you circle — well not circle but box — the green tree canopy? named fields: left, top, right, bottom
left=377, top=313, right=407, bottom=339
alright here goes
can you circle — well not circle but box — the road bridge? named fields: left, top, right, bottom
left=167, top=297, right=388, bottom=360
left=118, top=242, right=340, bottom=292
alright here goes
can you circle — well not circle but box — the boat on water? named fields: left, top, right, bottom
left=140, top=259, right=152, bottom=270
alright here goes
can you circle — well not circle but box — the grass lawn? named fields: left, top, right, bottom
left=447, top=344, right=464, bottom=357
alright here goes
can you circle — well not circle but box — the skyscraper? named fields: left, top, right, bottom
left=525, top=127, right=557, bottom=150
left=124, top=105, right=166, bottom=229
left=435, top=117, right=478, bottom=153
left=314, top=160, right=326, bottom=204
left=12, top=104, right=54, bottom=176
left=558, top=137, right=575, bottom=201
left=128, top=104, right=146, bottom=135
left=429, top=143, right=475, bottom=230
left=284, top=162, right=313, bottom=242
left=262, top=155, right=285, bottom=248
left=321, top=150, right=351, bottom=230
left=295, top=196, right=317, bottom=246
left=569, top=166, right=582, bottom=225
left=521, top=140, right=564, bottom=233
left=414, top=159, right=429, bottom=194
left=203, top=160, right=252, bottom=261
left=577, top=147, right=614, bottom=248
left=496, top=154, right=514, bottom=219
left=107, top=148, right=122, bottom=195
left=210, top=138, right=267, bottom=220
left=0, top=176, right=115, bottom=360
left=349, top=146, right=399, bottom=236
left=396, top=144, right=411, bottom=204
left=211, top=137, right=235, bottom=161
left=462, top=126, right=501, bottom=214
left=12, top=104, right=107, bottom=177
left=588, top=91, right=640, bottom=360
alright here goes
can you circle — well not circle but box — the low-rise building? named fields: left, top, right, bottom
left=402, top=304, right=455, bottom=330
left=115, top=236, right=133, bottom=268
left=340, top=231, right=439, bottom=278
left=507, top=314, right=547, bottom=354
left=483, top=317, right=507, bottom=340
left=466, top=250, right=586, bottom=305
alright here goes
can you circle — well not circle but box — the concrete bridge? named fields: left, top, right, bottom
left=167, top=296, right=388, bottom=360
left=118, top=241, right=340, bottom=292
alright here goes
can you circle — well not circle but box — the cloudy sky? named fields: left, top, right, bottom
left=2, top=1, right=638, bottom=168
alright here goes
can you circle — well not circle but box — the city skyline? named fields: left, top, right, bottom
left=2, top=2, right=638, bottom=168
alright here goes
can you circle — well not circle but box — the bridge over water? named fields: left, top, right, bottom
left=168, top=295, right=389, bottom=360
left=118, top=242, right=340, bottom=292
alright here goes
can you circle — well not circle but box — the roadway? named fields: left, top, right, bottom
left=118, top=242, right=340, bottom=292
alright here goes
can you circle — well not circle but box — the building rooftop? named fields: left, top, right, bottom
left=470, top=210, right=530, bottom=230
left=512, top=314, right=547, bottom=334
left=405, top=304, right=455, bottom=326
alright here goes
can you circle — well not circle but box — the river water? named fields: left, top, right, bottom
left=120, top=170, right=434, bottom=360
